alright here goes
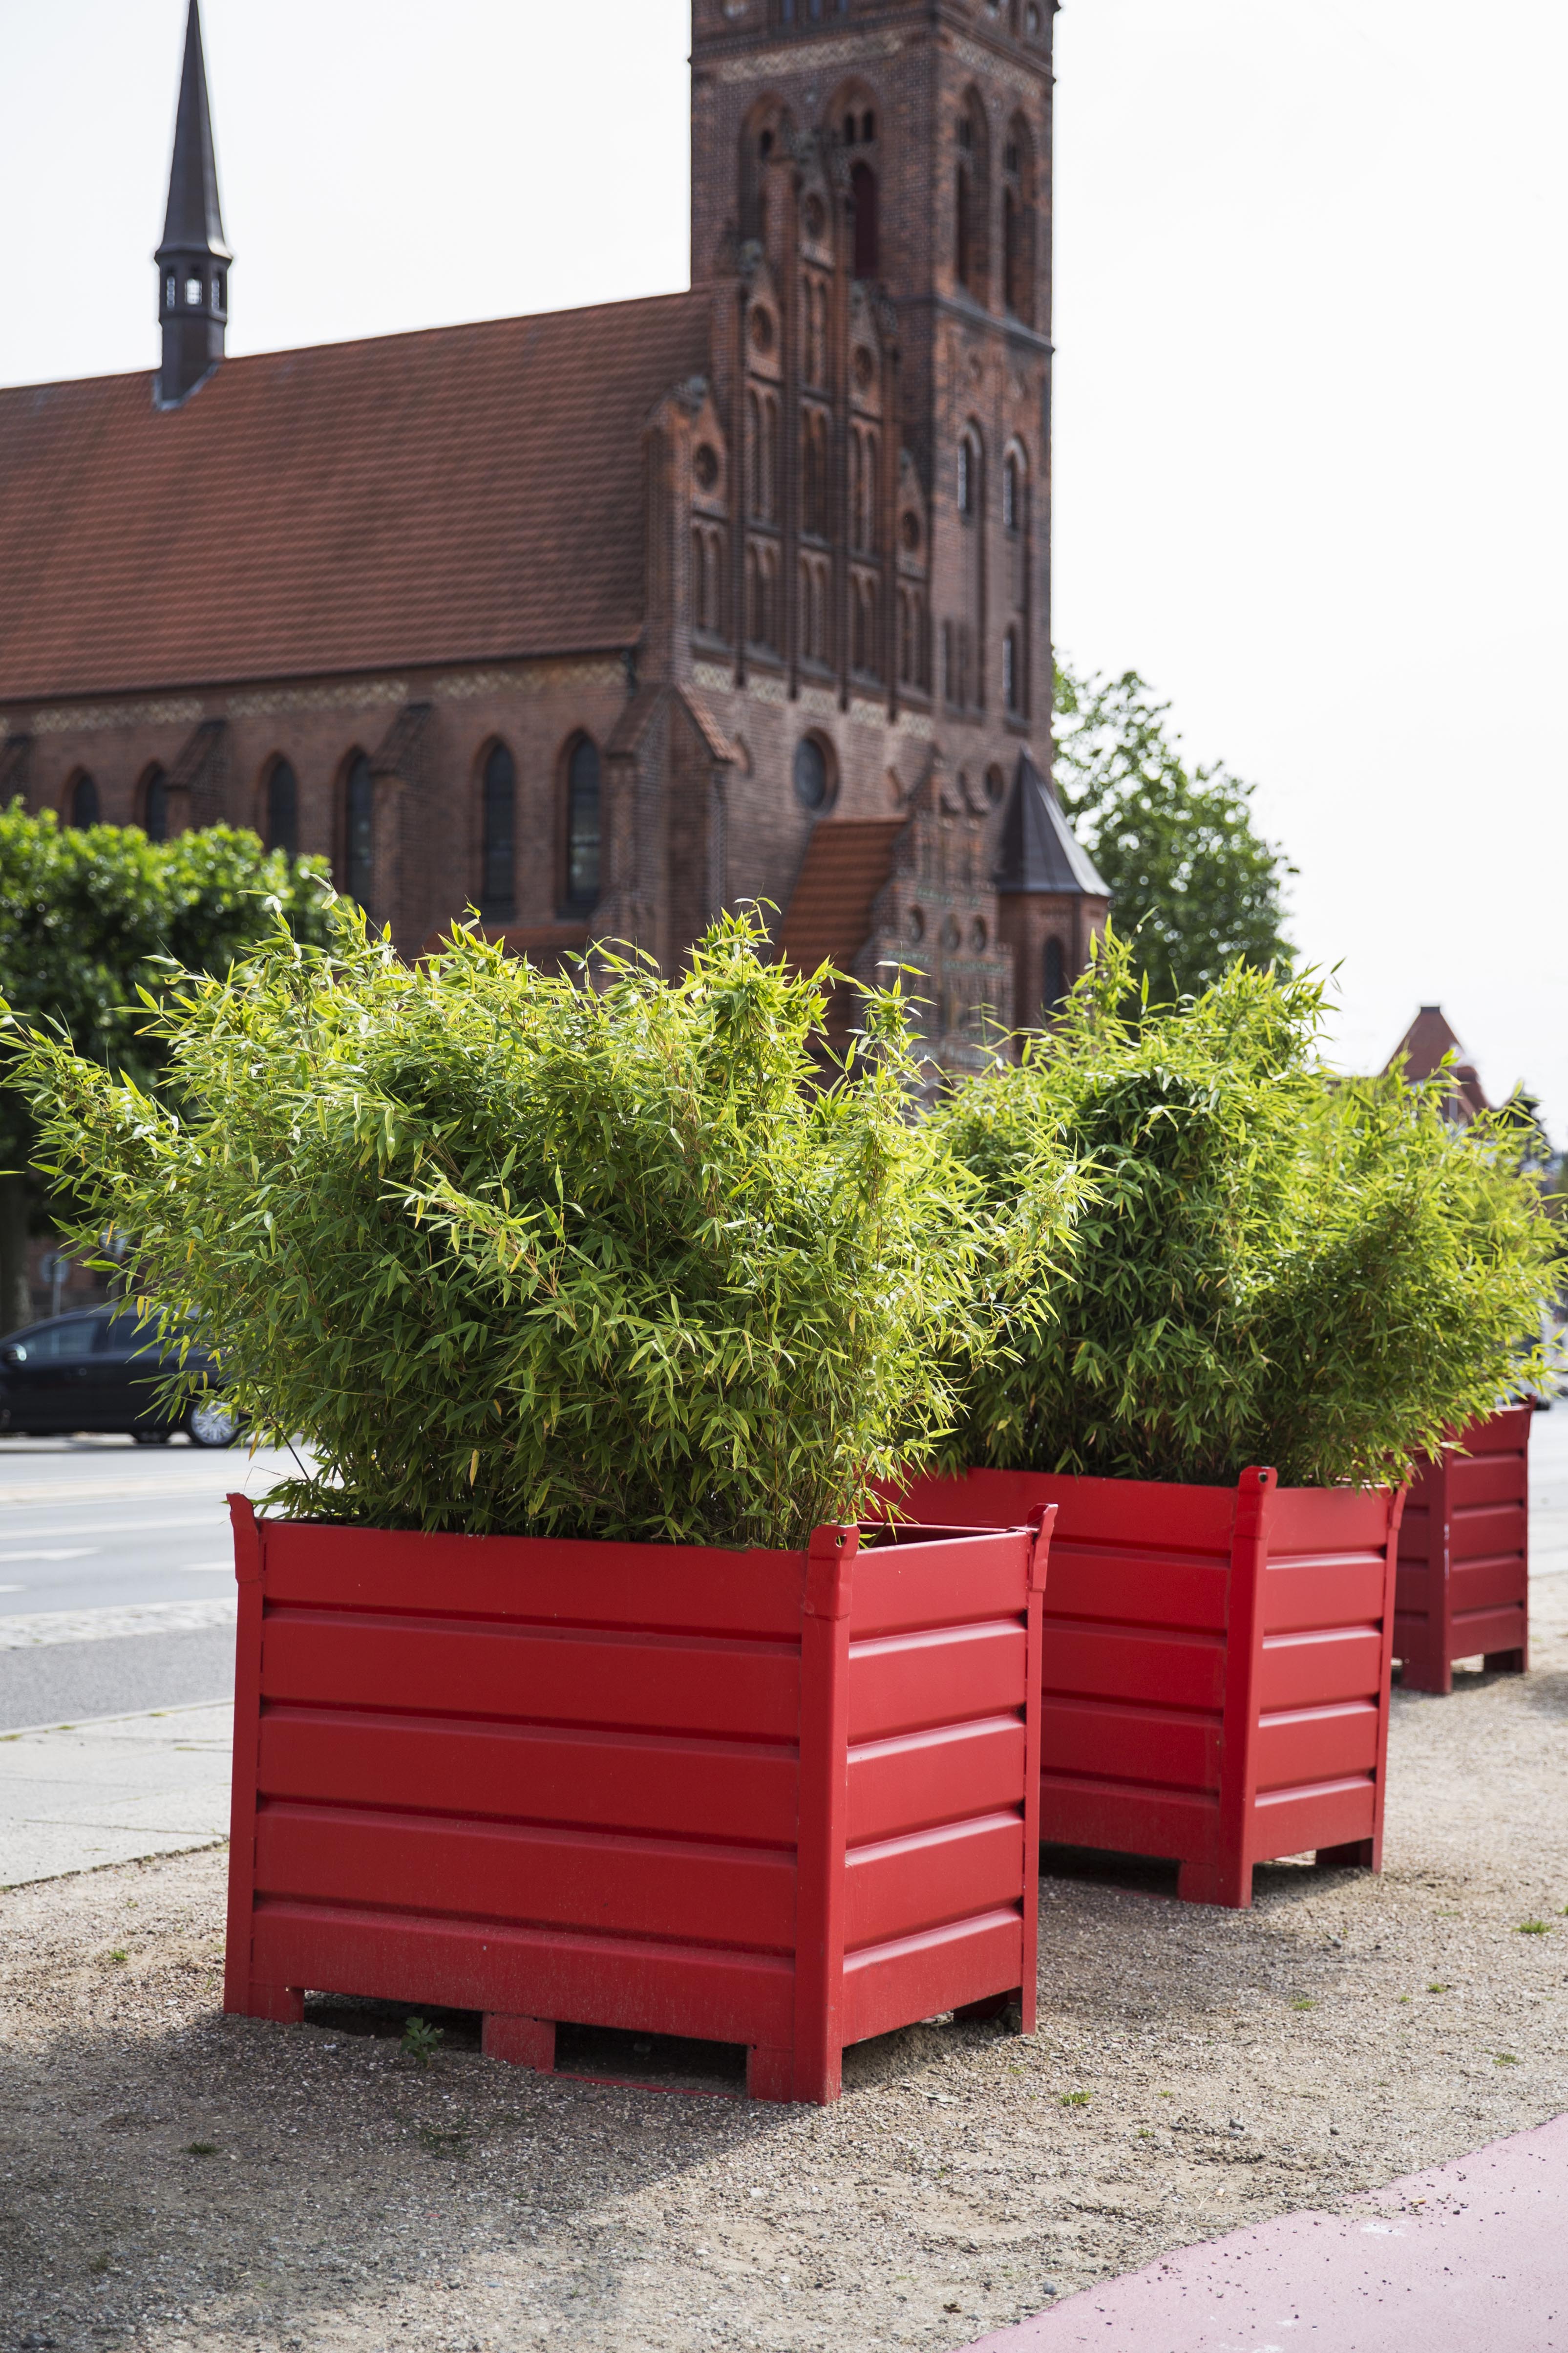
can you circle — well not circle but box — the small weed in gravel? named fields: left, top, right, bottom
left=400, top=2016, right=443, bottom=2067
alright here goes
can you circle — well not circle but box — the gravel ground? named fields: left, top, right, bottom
left=1, top=1583, right=1565, bottom=2353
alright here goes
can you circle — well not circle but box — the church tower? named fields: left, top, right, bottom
left=155, top=0, right=233, bottom=409
left=688, top=0, right=1074, bottom=1038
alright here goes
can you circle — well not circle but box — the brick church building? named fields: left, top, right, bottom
left=0, top=0, right=1106, bottom=1070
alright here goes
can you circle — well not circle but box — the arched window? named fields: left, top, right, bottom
left=141, top=767, right=169, bottom=843
left=564, top=735, right=601, bottom=913
left=68, top=773, right=99, bottom=830
left=954, top=94, right=989, bottom=299
left=850, top=161, right=879, bottom=278
left=1003, top=627, right=1021, bottom=714
left=1044, top=935, right=1067, bottom=1014
left=1002, top=117, right=1037, bottom=324
left=958, top=428, right=981, bottom=519
left=1003, top=449, right=1023, bottom=534
left=802, top=410, right=828, bottom=538
left=266, top=759, right=299, bottom=858
left=343, top=751, right=375, bottom=906
left=481, top=741, right=516, bottom=917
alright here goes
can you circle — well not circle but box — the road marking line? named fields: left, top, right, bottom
left=0, top=1514, right=221, bottom=1543
left=0, top=1548, right=100, bottom=1563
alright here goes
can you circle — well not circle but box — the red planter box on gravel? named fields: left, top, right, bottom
left=222, top=1499, right=1054, bottom=2104
left=1395, top=1404, right=1532, bottom=1694
left=888, top=1468, right=1404, bottom=1911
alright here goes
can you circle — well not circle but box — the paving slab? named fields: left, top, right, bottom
left=0, top=1699, right=232, bottom=1885
left=964, top=2112, right=1568, bottom=2352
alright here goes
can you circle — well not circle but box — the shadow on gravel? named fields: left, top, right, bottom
left=0, top=2003, right=797, bottom=2349
left=0, top=1991, right=1015, bottom=2349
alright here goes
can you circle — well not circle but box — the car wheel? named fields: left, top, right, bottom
left=186, top=1396, right=239, bottom=1449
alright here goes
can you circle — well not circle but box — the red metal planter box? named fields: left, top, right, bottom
left=888, top=1468, right=1404, bottom=1911
left=222, top=1500, right=1053, bottom=2104
left=1394, top=1404, right=1532, bottom=1693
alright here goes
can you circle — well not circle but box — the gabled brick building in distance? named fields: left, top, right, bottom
left=0, top=0, right=1107, bottom=1070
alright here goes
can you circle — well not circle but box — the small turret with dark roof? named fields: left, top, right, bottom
left=154, top=0, right=232, bottom=409
left=993, top=750, right=1111, bottom=1027
left=993, top=748, right=1109, bottom=899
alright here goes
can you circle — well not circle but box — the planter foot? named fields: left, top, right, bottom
left=1483, top=1648, right=1526, bottom=1675
left=746, top=2046, right=794, bottom=2103
left=1398, top=1660, right=1453, bottom=1695
left=483, top=2013, right=556, bottom=2073
left=1177, top=1861, right=1252, bottom=1910
left=1315, top=1838, right=1377, bottom=1873
left=227, top=1981, right=305, bottom=2025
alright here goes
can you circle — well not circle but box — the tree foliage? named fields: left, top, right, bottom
left=5, top=908, right=1045, bottom=1551
left=0, top=803, right=333, bottom=1327
left=1054, top=661, right=1295, bottom=1002
left=933, top=932, right=1557, bottom=1491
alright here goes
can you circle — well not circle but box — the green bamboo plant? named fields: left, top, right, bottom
left=933, top=932, right=1557, bottom=1491
left=4, top=904, right=1069, bottom=1550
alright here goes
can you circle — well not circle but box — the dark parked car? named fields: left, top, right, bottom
left=0, top=1305, right=239, bottom=1446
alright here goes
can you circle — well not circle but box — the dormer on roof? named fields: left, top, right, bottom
left=154, top=0, right=233, bottom=410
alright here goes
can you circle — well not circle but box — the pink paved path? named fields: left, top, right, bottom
left=964, top=2112, right=1568, bottom=2352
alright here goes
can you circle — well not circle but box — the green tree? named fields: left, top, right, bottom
left=0, top=804, right=332, bottom=1331
left=1054, top=660, right=1295, bottom=1001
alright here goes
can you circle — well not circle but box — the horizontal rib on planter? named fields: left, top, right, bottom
left=1395, top=1403, right=1532, bottom=1694
left=223, top=1498, right=1053, bottom=2104
left=888, top=1467, right=1403, bottom=1911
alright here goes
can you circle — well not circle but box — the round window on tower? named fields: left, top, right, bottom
left=793, top=734, right=833, bottom=812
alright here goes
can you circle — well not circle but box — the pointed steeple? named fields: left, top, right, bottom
left=154, top=0, right=233, bottom=409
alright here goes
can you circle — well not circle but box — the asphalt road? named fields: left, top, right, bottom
left=0, top=1434, right=303, bottom=1732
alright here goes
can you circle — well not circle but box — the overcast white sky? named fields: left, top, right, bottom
left=1, top=1, right=1563, bottom=1128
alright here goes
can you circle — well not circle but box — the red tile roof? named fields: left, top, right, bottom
left=777, top=819, right=908, bottom=981
left=0, top=291, right=713, bottom=703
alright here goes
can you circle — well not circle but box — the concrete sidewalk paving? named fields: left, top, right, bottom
left=0, top=1700, right=232, bottom=1886
left=965, top=2112, right=1568, bottom=2352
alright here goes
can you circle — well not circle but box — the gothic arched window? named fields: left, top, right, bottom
left=1003, top=627, right=1021, bottom=714
left=958, top=428, right=982, bottom=519
left=481, top=741, right=516, bottom=917
left=1003, top=449, right=1023, bottom=534
left=68, top=773, right=99, bottom=830
left=850, top=161, right=879, bottom=278
left=1044, top=935, right=1067, bottom=1015
left=954, top=93, right=989, bottom=299
left=266, top=759, right=299, bottom=858
left=563, top=735, right=601, bottom=914
left=343, top=751, right=375, bottom=906
left=142, top=767, right=170, bottom=843
left=1002, top=116, right=1037, bottom=323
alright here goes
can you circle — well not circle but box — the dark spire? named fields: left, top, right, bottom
left=154, top=0, right=232, bottom=410
left=993, top=749, right=1109, bottom=897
